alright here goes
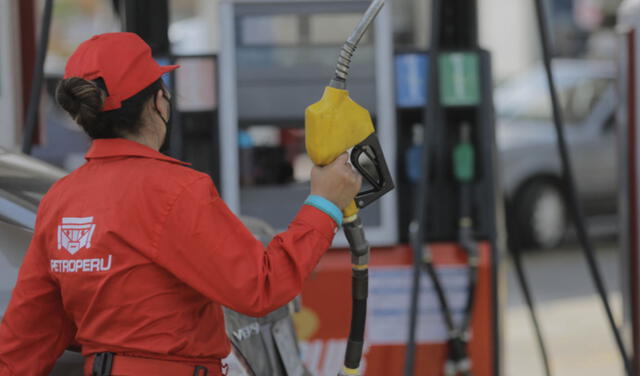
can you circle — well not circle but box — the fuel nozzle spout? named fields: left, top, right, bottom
left=329, top=0, right=385, bottom=89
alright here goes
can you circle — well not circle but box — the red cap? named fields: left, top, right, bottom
left=64, top=32, right=179, bottom=111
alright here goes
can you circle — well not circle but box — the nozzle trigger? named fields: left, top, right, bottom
left=350, top=133, right=395, bottom=208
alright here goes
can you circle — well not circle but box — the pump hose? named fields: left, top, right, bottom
left=417, top=187, right=477, bottom=376
left=458, top=186, right=478, bottom=334
left=420, top=247, right=476, bottom=376
left=330, top=0, right=384, bottom=90
left=505, top=210, right=553, bottom=376
left=328, top=2, right=385, bottom=374
left=533, top=0, right=633, bottom=374
left=341, top=216, right=370, bottom=375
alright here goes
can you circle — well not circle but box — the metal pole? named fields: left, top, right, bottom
left=22, top=0, right=54, bottom=155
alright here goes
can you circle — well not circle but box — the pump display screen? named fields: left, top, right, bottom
left=234, top=2, right=376, bottom=122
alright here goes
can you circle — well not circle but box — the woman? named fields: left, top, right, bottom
left=0, top=32, right=361, bottom=376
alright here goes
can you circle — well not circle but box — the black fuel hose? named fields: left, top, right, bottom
left=327, top=2, right=385, bottom=374
left=404, top=0, right=442, bottom=373
left=411, top=136, right=479, bottom=376
left=423, top=128, right=479, bottom=376
left=22, top=0, right=55, bottom=155
left=457, top=184, right=478, bottom=334
left=505, top=211, right=553, bottom=376
left=342, top=217, right=370, bottom=374
left=345, top=270, right=368, bottom=368
left=533, top=0, right=633, bottom=374
left=420, top=241, right=477, bottom=376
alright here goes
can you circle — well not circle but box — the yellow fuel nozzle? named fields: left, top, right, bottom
left=305, top=87, right=374, bottom=217
left=304, top=0, right=393, bottom=219
left=305, top=87, right=374, bottom=166
left=305, top=2, right=390, bottom=374
left=305, top=87, right=375, bottom=166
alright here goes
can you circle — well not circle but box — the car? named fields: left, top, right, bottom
left=496, top=59, right=617, bottom=249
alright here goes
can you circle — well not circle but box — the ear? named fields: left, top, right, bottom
left=154, top=89, right=164, bottom=110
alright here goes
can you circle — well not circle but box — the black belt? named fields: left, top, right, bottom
left=91, top=352, right=210, bottom=376
left=91, top=352, right=113, bottom=376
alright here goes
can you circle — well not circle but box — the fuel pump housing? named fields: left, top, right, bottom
left=401, top=0, right=503, bottom=374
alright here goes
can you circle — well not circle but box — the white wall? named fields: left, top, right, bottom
left=413, top=0, right=430, bottom=49
left=412, top=0, right=538, bottom=81
left=479, top=0, right=538, bottom=81
left=169, top=0, right=220, bottom=54
left=0, top=0, right=23, bottom=151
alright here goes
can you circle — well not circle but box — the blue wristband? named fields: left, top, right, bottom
left=304, top=195, right=343, bottom=227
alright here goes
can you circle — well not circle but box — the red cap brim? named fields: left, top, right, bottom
left=160, top=65, right=180, bottom=75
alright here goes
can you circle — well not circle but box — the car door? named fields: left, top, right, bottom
left=564, top=77, right=616, bottom=215
left=585, top=86, right=617, bottom=214
left=0, top=217, right=31, bottom=316
left=0, top=153, right=84, bottom=374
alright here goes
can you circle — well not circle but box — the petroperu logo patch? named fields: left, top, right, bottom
left=57, top=217, right=96, bottom=255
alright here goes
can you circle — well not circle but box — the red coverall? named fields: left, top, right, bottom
left=0, top=138, right=338, bottom=376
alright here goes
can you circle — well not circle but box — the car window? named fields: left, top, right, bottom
left=508, top=85, right=570, bottom=123
left=0, top=155, right=62, bottom=204
left=0, top=194, right=36, bottom=229
left=0, top=153, right=63, bottom=229
left=496, top=71, right=613, bottom=125
left=564, top=78, right=611, bottom=124
left=0, top=220, right=32, bottom=317
left=0, top=175, right=48, bottom=208
left=0, top=172, right=53, bottom=212
left=514, top=78, right=610, bottom=124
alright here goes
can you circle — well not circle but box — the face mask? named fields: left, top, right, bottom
left=155, top=93, right=172, bottom=153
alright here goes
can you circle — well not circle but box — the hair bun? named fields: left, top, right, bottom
left=55, top=77, right=105, bottom=130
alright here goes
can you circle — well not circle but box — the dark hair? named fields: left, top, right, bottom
left=56, top=77, right=165, bottom=139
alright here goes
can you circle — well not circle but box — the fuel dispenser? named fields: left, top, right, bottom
left=394, top=51, right=428, bottom=243
left=396, top=0, right=633, bottom=374
left=402, top=1, right=501, bottom=375
left=172, top=54, right=221, bottom=184
left=115, top=1, right=221, bottom=181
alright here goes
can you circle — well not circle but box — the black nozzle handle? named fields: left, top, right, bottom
left=350, top=134, right=395, bottom=209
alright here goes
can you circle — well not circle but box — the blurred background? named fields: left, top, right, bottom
left=0, top=0, right=632, bottom=375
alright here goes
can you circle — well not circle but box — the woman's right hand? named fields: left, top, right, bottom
left=310, top=153, right=362, bottom=210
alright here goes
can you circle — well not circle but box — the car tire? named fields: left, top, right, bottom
left=513, top=180, right=567, bottom=250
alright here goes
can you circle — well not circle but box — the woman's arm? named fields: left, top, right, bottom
left=152, top=175, right=338, bottom=317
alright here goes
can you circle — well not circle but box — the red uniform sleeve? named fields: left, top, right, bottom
left=152, top=176, right=337, bottom=317
left=0, top=227, right=76, bottom=376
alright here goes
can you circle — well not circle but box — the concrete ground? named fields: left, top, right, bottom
left=504, top=241, right=625, bottom=376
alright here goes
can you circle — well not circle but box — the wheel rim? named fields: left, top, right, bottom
left=531, top=186, right=566, bottom=248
